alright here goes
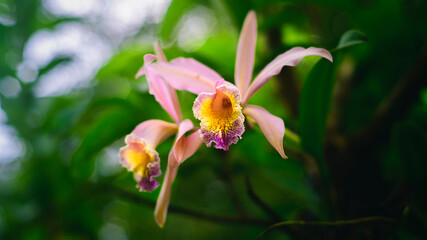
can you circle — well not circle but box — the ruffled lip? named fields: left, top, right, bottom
left=119, top=134, right=162, bottom=192
left=193, top=84, right=245, bottom=151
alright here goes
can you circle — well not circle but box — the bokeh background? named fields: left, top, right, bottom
left=1, top=0, right=427, bottom=239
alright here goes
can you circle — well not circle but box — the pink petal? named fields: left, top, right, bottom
left=139, top=53, right=183, bottom=123
left=135, top=54, right=156, bottom=78
left=150, top=58, right=225, bottom=94
left=235, top=10, right=257, bottom=98
left=243, top=105, right=287, bottom=158
left=171, top=121, right=203, bottom=167
left=154, top=41, right=167, bottom=62
left=154, top=164, right=178, bottom=228
left=119, top=134, right=162, bottom=191
left=145, top=68, right=183, bottom=123
left=243, top=47, right=333, bottom=104
left=132, top=119, right=177, bottom=147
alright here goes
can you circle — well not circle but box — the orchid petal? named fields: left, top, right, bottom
left=154, top=41, right=167, bottom=62
left=243, top=47, right=333, bottom=104
left=119, top=134, right=162, bottom=191
left=169, top=120, right=203, bottom=168
left=243, top=105, right=287, bottom=158
left=173, top=131, right=203, bottom=165
left=153, top=43, right=182, bottom=123
left=150, top=58, right=225, bottom=94
left=132, top=120, right=177, bottom=147
left=154, top=164, right=178, bottom=228
left=235, top=10, right=257, bottom=98
left=139, top=53, right=182, bottom=123
left=135, top=54, right=156, bottom=78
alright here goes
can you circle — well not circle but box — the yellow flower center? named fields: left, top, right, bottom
left=198, top=89, right=241, bottom=133
left=124, top=141, right=154, bottom=177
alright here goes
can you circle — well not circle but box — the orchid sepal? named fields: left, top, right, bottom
left=150, top=58, right=224, bottom=95
left=138, top=53, right=183, bottom=123
left=235, top=10, right=257, bottom=98
left=154, top=164, right=178, bottom=228
left=131, top=120, right=177, bottom=147
left=243, top=105, right=287, bottom=159
left=243, top=46, right=333, bottom=104
left=169, top=119, right=203, bottom=168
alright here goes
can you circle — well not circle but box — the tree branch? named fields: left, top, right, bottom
left=245, top=176, right=282, bottom=222
left=89, top=182, right=272, bottom=227
left=220, top=151, right=247, bottom=217
left=257, top=216, right=395, bottom=240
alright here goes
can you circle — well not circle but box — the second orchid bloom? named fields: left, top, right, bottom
left=120, top=43, right=203, bottom=227
left=144, top=11, right=333, bottom=158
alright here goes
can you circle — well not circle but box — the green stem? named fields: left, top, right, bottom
left=257, top=216, right=395, bottom=239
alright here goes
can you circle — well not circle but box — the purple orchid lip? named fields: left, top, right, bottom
left=119, top=134, right=162, bottom=192
left=193, top=84, right=245, bottom=151
left=136, top=161, right=161, bottom=191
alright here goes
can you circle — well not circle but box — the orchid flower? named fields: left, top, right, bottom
left=144, top=11, right=333, bottom=158
left=119, top=43, right=203, bottom=227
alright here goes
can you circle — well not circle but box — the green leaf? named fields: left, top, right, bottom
left=96, top=45, right=150, bottom=80
left=192, top=30, right=237, bottom=78
left=335, top=29, right=368, bottom=51
left=71, top=98, right=143, bottom=180
left=298, top=30, right=368, bottom=178
left=298, top=58, right=334, bottom=159
left=160, top=0, right=195, bottom=43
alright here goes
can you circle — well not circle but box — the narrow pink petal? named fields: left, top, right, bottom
left=174, top=131, right=203, bottom=163
left=243, top=105, right=287, bottom=158
left=172, top=129, right=203, bottom=167
left=154, top=41, right=167, bottom=62
left=235, top=10, right=257, bottom=98
left=140, top=52, right=182, bottom=122
left=154, top=164, right=178, bottom=228
left=150, top=58, right=225, bottom=94
left=132, top=120, right=177, bottom=147
left=174, top=119, right=194, bottom=143
left=145, top=68, right=183, bottom=123
left=243, top=47, right=333, bottom=104
left=135, top=54, right=156, bottom=78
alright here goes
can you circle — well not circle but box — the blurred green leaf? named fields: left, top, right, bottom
left=298, top=58, right=334, bottom=159
left=193, top=30, right=236, bottom=79
left=71, top=98, right=143, bottom=180
left=335, top=30, right=368, bottom=51
left=219, top=0, right=252, bottom=28
left=96, top=45, right=150, bottom=80
left=298, top=29, right=367, bottom=173
left=160, top=0, right=194, bottom=43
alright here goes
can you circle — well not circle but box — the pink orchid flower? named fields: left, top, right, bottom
left=144, top=11, right=333, bottom=158
left=119, top=43, right=203, bottom=227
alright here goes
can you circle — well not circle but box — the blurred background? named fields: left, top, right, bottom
left=1, top=0, right=427, bottom=239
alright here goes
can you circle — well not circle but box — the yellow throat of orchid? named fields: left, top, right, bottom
left=198, top=88, right=241, bottom=133
left=123, top=141, right=155, bottom=177
left=193, top=84, right=245, bottom=150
